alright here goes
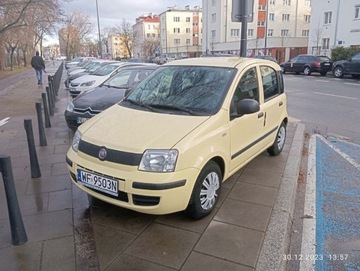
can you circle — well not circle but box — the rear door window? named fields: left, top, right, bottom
left=260, top=66, right=280, bottom=100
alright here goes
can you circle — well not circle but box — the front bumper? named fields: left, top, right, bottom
left=66, top=148, right=199, bottom=215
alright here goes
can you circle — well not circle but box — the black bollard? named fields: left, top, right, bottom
left=35, top=102, right=47, bottom=146
left=41, top=93, right=51, bottom=128
left=24, top=119, right=41, bottom=178
left=0, top=156, right=28, bottom=245
left=46, top=86, right=54, bottom=116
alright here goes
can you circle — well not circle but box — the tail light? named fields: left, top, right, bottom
left=314, top=61, right=321, bottom=67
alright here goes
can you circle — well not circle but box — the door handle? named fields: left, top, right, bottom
left=258, top=112, right=264, bottom=118
left=279, top=101, right=283, bottom=106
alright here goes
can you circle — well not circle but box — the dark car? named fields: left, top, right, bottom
left=332, top=53, right=360, bottom=78
left=253, top=55, right=277, bottom=62
left=64, top=65, right=157, bottom=131
left=280, top=54, right=333, bottom=76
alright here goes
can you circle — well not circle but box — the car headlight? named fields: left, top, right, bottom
left=81, top=80, right=95, bottom=87
left=72, top=130, right=82, bottom=152
left=66, top=101, right=74, bottom=112
left=139, top=150, right=178, bottom=172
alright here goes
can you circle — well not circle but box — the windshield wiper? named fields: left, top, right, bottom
left=147, top=104, right=198, bottom=115
left=123, top=99, right=156, bottom=112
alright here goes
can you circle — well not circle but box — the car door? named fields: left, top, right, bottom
left=286, top=56, right=299, bottom=72
left=229, top=66, right=264, bottom=174
left=348, top=53, right=360, bottom=74
left=294, top=56, right=308, bottom=73
left=259, top=65, right=286, bottom=147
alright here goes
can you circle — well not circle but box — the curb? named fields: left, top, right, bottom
left=256, top=122, right=305, bottom=271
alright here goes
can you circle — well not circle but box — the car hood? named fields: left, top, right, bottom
left=71, top=74, right=107, bottom=84
left=333, top=59, right=350, bottom=65
left=69, top=72, right=89, bottom=80
left=73, top=86, right=126, bottom=111
left=79, top=105, right=210, bottom=152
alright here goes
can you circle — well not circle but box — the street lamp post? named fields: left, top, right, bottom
left=95, top=0, right=102, bottom=58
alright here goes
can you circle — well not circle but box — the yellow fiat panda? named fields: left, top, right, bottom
left=66, top=57, right=288, bottom=219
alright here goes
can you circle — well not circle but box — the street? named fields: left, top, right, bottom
left=285, top=74, right=360, bottom=144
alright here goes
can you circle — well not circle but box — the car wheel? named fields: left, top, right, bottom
left=320, top=71, right=327, bottom=76
left=333, top=66, right=344, bottom=78
left=303, top=67, right=311, bottom=76
left=185, top=161, right=222, bottom=219
left=267, top=122, right=287, bottom=156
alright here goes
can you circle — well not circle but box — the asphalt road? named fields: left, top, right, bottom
left=284, top=74, right=360, bottom=144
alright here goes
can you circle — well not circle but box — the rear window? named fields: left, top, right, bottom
left=317, top=56, right=331, bottom=62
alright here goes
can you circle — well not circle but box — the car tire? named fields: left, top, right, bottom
left=280, top=65, right=285, bottom=74
left=267, top=122, right=287, bottom=156
left=185, top=161, right=222, bottom=219
left=320, top=72, right=327, bottom=76
left=303, top=67, right=311, bottom=76
left=333, top=66, right=344, bottom=78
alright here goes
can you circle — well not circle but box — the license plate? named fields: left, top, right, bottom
left=77, top=117, right=88, bottom=124
left=324, top=63, right=330, bottom=66
left=70, top=87, right=76, bottom=91
left=77, top=169, right=118, bottom=196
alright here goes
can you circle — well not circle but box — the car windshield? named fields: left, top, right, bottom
left=122, top=66, right=236, bottom=115
left=103, top=69, right=153, bottom=89
left=91, top=64, right=120, bottom=76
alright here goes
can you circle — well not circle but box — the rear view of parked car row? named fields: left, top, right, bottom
left=280, top=52, right=360, bottom=78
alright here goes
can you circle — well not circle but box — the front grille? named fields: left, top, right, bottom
left=133, top=195, right=160, bottom=206
left=78, top=140, right=142, bottom=166
left=74, top=107, right=101, bottom=115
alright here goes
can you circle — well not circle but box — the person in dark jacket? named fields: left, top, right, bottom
left=31, top=51, right=45, bottom=85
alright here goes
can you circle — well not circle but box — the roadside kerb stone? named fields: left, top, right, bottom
left=255, top=123, right=305, bottom=271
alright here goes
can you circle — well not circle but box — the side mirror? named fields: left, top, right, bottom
left=237, top=98, right=260, bottom=115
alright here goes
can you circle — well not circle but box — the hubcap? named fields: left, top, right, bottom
left=335, top=68, right=342, bottom=77
left=200, top=172, right=220, bottom=210
left=277, top=126, right=286, bottom=151
left=304, top=68, right=310, bottom=75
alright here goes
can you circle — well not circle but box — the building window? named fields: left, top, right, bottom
left=269, top=13, right=275, bottom=21
left=211, top=13, right=216, bottom=22
left=258, top=5, right=266, bottom=10
left=270, top=0, right=275, bottom=4
left=281, top=29, right=289, bottom=36
left=268, top=29, right=274, bottom=36
left=152, top=33, right=156, bottom=37
left=186, top=17, right=191, bottom=22
left=305, top=0, right=311, bottom=7
left=322, top=38, right=330, bottom=49
left=147, top=33, right=150, bottom=38
left=324, top=12, right=332, bottom=24
left=174, top=38, right=180, bottom=45
left=186, top=39, right=191, bottom=44
left=148, top=25, right=150, bottom=29
left=282, top=14, right=290, bottom=21
left=174, top=17, right=180, bottom=22
left=355, top=5, right=360, bottom=19
left=258, top=21, right=265, bottom=26
left=283, top=0, right=291, bottom=5
left=212, top=0, right=216, bottom=6
left=231, top=29, right=240, bottom=37
left=186, top=28, right=191, bottom=33
left=248, top=29, right=254, bottom=36
left=211, top=30, right=216, bottom=38
left=302, top=30, right=309, bottom=36
left=173, top=28, right=180, bottom=33
left=304, top=15, right=310, bottom=22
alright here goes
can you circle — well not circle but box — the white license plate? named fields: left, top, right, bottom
left=77, top=117, right=88, bottom=124
left=77, top=169, right=118, bottom=196
left=70, top=87, right=76, bottom=91
left=324, top=63, right=330, bottom=66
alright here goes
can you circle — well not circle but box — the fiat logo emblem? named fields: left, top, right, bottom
left=98, top=147, right=107, bottom=160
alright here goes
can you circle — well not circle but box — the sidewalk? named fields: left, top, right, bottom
left=0, top=62, right=305, bottom=271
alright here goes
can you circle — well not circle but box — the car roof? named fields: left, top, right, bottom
left=163, top=57, right=280, bottom=70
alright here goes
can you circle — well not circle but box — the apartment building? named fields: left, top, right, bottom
left=308, top=0, right=360, bottom=56
left=107, top=35, right=129, bottom=59
left=159, top=5, right=202, bottom=58
left=202, top=0, right=311, bottom=62
left=132, top=14, right=160, bottom=59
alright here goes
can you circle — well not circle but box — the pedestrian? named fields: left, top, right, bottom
left=31, top=51, right=45, bottom=85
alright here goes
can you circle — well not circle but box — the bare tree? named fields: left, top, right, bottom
left=114, top=19, right=134, bottom=58
left=311, top=21, right=323, bottom=55
left=60, top=11, right=93, bottom=59
left=142, top=38, right=160, bottom=59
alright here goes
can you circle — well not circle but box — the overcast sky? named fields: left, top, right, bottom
left=70, top=0, right=201, bottom=29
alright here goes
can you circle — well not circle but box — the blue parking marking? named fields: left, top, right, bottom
left=315, top=137, right=360, bottom=271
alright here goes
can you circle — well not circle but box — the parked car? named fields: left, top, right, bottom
left=69, top=62, right=152, bottom=97
left=66, top=57, right=288, bottom=219
left=332, top=52, right=360, bottom=78
left=65, top=61, right=115, bottom=90
left=253, top=55, right=277, bottom=63
left=65, top=65, right=157, bottom=131
left=280, top=54, right=333, bottom=76
left=65, top=57, right=96, bottom=70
